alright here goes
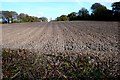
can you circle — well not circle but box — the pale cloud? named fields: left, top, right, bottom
left=1, top=0, right=120, bottom=2
left=29, top=12, right=44, bottom=17
left=17, top=10, right=44, bottom=17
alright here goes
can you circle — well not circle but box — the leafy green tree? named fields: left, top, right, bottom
left=67, top=12, right=77, bottom=21
left=19, top=13, right=40, bottom=22
left=1, top=11, right=18, bottom=23
left=91, top=3, right=108, bottom=20
left=56, top=15, right=69, bottom=21
left=112, top=2, right=120, bottom=12
left=39, top=17, right=48, bottom=22
left=2, top=11, right=12, bottom=18
left=56, top=17, right=61, bottom=21
left=78, top=8, right=89, bottom=20
left=19, top=13, right=27, bottom=22
left=91, top=3, right=107, bottom=12
left=112, top=1, right=120, bottom=20
left=1, top=11, right=42, bottom=23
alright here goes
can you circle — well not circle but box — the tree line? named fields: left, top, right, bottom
left=1, top=1, right=120, bottom=23
left=55, top=2, right=120, bottom=21
left=0, top=11, right=48, bottom=23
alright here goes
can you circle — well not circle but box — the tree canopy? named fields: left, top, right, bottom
left=55, top=1, right=120, bottom=21
left=91, top=3, right=108, bottom=20
left=112, top=1, right=120, bottom=20
left=39, top=17, right=48, bottom=22
left=91, top=3, right=107, bottom=12
left=1, top=11, right=48, bottom=23
left=56, top=15, right=69, bottom=21
left=78, top=8, right=89, bottom=20
left=1, top=1, right=120, bottom=23
left=112, top=1, right=120, bottom=11
left=67, top=12, right=77, bottom=21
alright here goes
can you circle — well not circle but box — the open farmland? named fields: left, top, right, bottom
left=2, top=21, right=119, bottom=53
left=2, top=21, right=120, bottom=79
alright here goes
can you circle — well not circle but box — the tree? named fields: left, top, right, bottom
left=112, top=2, right=120, bottom=20
left=19, top=13, right=40, bottom=22
left=2, top=11, right=12, bottom=18
left=56, top=17, right=61, bottom=21
left=91, top=3, right=108, bottom=20
left=39, top=17, right=48, bottom=22
left=78, top=8, right=89, bottom=20
left=67, top=12, right=77, bottom=21
left=1, top=11, right=18, bottom=23
left=91, top=3, right=107, bottom=11
left=56, top=15, right=69, bottom=21
left=112, top=2, right=120, bottom=12
left=19, top=13, right=27, bottom=22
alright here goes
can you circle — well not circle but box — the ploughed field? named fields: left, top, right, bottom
left=2, top=21, right=119, bottom=53
left=2, top=21, right=120, bottom=79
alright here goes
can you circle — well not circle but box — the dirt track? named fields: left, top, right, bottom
left=2, top=21, right=119, bottom=53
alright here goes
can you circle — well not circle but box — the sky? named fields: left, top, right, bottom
left=1, top=0, right=119, bottom=20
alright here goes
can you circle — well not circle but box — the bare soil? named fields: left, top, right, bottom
left=2, top=21, right=119, bottom=54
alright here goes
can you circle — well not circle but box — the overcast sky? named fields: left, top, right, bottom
left=1, top=0, right=119, bottom=20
